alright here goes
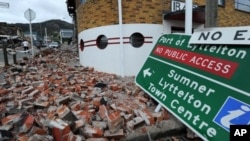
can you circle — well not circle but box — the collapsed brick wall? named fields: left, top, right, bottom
left=0, top=46, right=180, bottom=141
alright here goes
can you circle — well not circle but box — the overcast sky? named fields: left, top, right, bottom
left=0, top=0, right=72, bottom=24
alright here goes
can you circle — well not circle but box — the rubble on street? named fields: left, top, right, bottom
left=0, top=45, right=198, bottom=141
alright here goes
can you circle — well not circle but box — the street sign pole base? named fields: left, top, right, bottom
left=154, top=104, right=162, bottom=112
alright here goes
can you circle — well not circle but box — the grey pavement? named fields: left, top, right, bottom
left=0, top=47, right=41, bottom=85
left=0, top=44, right=76, bottom=85
left=0, top=46, right=41, bottom=67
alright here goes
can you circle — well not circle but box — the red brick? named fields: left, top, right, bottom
left=74, top=110, right=92, bottom=123
left=107, top=111, right=124, bottom=133
left=62, top=124, right=71, bottom=135
left=56, top=96, right=70, bottom=106
left=99, top=105, right=108, bottom=120
left=21, top=86, right=34, bottom=94
left=92, top=121, right=107, bottom=129
left=72, top=120, right=85, bottom=131
left=34, top=101, right=49, bottom=108
left=86, top=77, right=96, bottom=86
left=12, top=86, right=25, bottom=93
left=72, top=135, right=83, bottom=141
left=34, top=115, right=46, bottom=127
left=50, top=120, right=72, bottom=140
left=124, top=87, right=132, bottom=95
left=93, top=97, right=101, bottom=107
left=69, top=79, right=76, bottom=85
left=86, top=138, right=109, bottom=141
left=64, top=133, right=83, bottom=141
left=62, top=133, right=71, bottom=141
left=0, top=124, right=13, bottom=131
left=46, top=112, right=56, bottom=120
left=162, top=109, right=169, bottom=120
left=56, top=105, right=71, bottom=118
left=36, top=85, right=44, bottom=91
left=42, top=89, right=51, bottom=95
left=0, top=88, right=8, bottom=95
left=138, top=109, right=155, bottom=125
left=109, top=83, right=120, bottom=91
left=121, top=113, right=133, bottom=122
left=108, top=111, right=121, bottom=121
left=104, top=129, right=124, bottom=140
left=124, top=99, right=139, bottom=109
left=68, top=86, right=75, bottom=92
left=60, top=89, right=70, bottom=94
left=83, top=125, right=104, bottom=138
left=116, top=102, right=133, bottom=114
left=29, top=126, right=47, bottom=135
left=20, top=114, right=34, bottom=133
left=126, top=117, right=144, bottom=132
left=75, top=84, right=82, bottom=93
left=18, top=97, right=33, bottom=107
left=17, top=135, right=29, bottom=141
left=28, top=89, right=39, bottom=97
left=1, top=113, right=21, bottom=125
left=70, top=102, right=85, bottom=111
left=135, top=95, right=148, bottom=103
left=52, top=127, right=63, bottom=141
left=152, top=112, right=163, bottom=123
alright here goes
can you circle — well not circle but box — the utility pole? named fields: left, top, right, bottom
left=0, top=2, right=9, bottom=8
left=2, top=41, right=9, bottom=66
left=185, top=0, right=193, bottom=35
left=205, top=0, right=218, bottom=27
left=45, top=27, right=48, bottom=47
left=0, top=2, right=10, bottom=66
left=9, top=38, right=17, bottom=64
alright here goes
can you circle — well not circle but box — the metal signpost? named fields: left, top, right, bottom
left=0, top=2, right=9, bottom=8
left=0, top=2, right=9, bottom=66
left=135, top=30, right=250, bottom=141
left=24, top=8, right=36, bottom=57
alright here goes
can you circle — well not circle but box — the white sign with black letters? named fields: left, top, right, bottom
left=189, top=26, right=250, bottom=45
left=171, top=0, right=198, bottom=12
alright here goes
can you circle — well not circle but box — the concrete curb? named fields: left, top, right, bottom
left=124, top=118, right=186, bottom=141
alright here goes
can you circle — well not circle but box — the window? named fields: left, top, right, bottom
left=235, top=0, right=250, bottom=13
left=218, top=0, right=225, bottom=7
left=80, top=0, right=87, bottom=4
left=130, top=33, right=144, bottom=48
left=171, top=27, right=185, bottom=33
left=79, top=39, right=84, bottom=51
left=96, top=35, right=108, bottom=49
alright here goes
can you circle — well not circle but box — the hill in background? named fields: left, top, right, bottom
left=9, top=19, right=74, bottom=38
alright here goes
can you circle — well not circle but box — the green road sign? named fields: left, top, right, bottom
left=135, top=33, right=250, bottom=141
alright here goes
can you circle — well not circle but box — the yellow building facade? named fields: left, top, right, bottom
left=74, top=0, right=250, bottom=32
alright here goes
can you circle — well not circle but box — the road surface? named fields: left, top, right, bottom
left=0, top=47, right=40, bottom=67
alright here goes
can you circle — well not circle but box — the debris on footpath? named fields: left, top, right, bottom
left=0, top=45, right=201, bottom=141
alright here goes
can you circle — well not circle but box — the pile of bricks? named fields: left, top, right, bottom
left=0, top=47, right=170, bottom=141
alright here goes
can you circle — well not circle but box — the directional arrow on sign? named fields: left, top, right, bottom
left=143, top=68, right=152, bottom=78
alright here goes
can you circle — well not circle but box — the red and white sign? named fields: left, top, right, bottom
left=153, top=45, right=238, bottom=79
